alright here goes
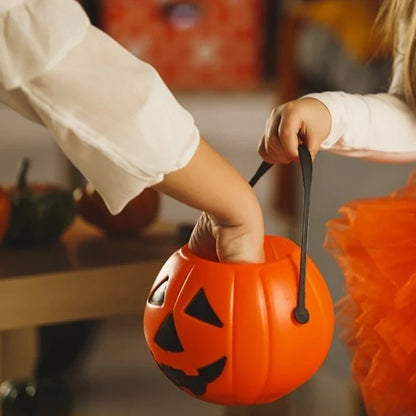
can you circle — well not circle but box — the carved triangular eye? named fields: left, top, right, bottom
left=185, top=289, right=223, bottom=328
left=155, top=312, right=184, bottom=352
left=148, top=278, right=168, bottom=306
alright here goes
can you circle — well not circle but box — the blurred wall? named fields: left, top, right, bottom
left=0, top=104, right=72, bottom=187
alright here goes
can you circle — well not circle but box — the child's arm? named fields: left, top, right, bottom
left=0, top=0, right=265, bottom=263
left=305, top=91, right=416, bottom=162
left=259, top=26, right=416, bottom=164
left=259, top=93, right=416, bottom=164
left=155, top=139, right=264, bottom=264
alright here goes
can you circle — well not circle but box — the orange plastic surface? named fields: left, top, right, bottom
left=144, top=235, right=334, bottom=405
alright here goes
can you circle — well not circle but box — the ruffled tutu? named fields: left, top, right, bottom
left=325, top=169, right=416, bottom=416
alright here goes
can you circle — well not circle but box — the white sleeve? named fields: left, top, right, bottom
left=0, top=0, right=89, bottom=90
left=0, top=0, right=200, bottom=214
left=304, top=24, right=416, bottom=163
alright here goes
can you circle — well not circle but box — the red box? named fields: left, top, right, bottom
left=101, top=0, right=264, bottom=89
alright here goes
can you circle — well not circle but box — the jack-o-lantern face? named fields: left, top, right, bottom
left=144, top=236, right=334, bottom=405
left=150, top=284, right=226, bottom=395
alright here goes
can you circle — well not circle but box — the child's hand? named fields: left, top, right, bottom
left=189, top=211, right=265, bottom=264
left=258, top=98, right=331, bottom=163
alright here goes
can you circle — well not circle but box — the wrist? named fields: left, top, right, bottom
left=212, top=183, right=262, bottom=227
left=211, top=191, right=265, bottom=263
left=155, top=138, right=265, bottom=263
left=154, top=138, right=262, bottom=224
left=301, top=93, right=338, bottom=148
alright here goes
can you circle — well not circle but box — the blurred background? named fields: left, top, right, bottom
left=0, top=0, right=414, bottom=415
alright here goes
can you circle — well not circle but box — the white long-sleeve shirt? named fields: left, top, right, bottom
left=0, top=0, right=199, bottom=214
left=307, top=23, right=416, bottom=163
left=0, top=1, right=415, bottom=216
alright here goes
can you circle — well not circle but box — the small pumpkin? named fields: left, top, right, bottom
left=74, top=184, right=159, bottom=238
left=4, top=159, right=75, bottom=248
left=144, top=236, right=334, bottom=405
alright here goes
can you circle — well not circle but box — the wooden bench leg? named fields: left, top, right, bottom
left=0, top=328, right=37, bottom=416
left=0, top=332, right=3, bottom=385
left=0, top=328, right=37, bottom=382
left=0, top=332, right=3, bottom=416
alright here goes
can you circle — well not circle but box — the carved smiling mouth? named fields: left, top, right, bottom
left=150, top=284, right=227, bottom=396
left=158, top=356, right=227, bottom=396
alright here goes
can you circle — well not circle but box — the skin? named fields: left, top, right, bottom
left=154, top=97, right=330, bottom=264
left=258, top=98, right=332, bottom=163
left=154, top=138, right=265, bottom=264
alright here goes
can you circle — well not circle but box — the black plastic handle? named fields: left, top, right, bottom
left=249, top=144, right=312, bottom=325
left=293, top=144, right=312, bottom=324
left=248, top=161, right=273, bottom=188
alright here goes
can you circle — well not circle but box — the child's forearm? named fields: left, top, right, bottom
left=154, top=138, right=265, bottom=263
left=155, top=139, right=260, bottom=226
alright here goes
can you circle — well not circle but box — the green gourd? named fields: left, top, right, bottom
left=4, top=159, right=75, bottom=248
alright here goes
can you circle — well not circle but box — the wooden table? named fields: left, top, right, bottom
left=0, top=218, right=293, bottom=416
left=0, top=217, right=181, bottom=384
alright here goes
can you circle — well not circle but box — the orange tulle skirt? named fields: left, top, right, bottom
left=325, top=169, right=416, bottom=416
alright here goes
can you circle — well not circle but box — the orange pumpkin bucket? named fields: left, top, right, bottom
left=144, top=145, right=334, bottom=405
